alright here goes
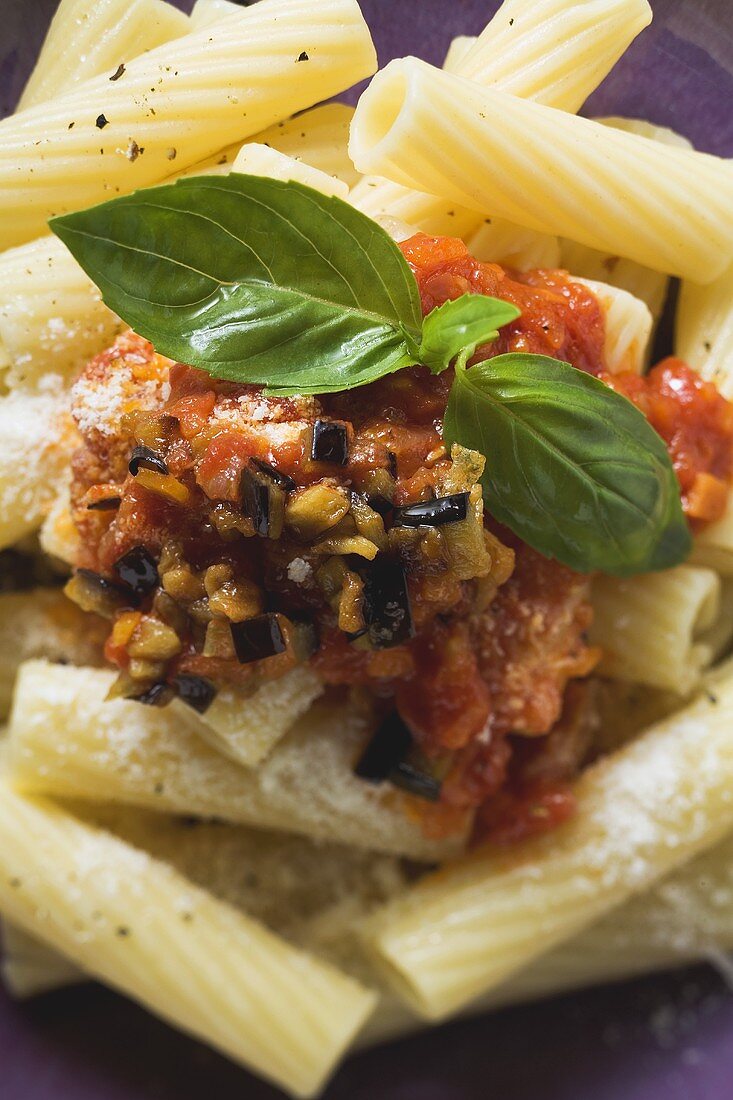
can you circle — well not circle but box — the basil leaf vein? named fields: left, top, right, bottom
left=444, top=353, right=691, bottom=575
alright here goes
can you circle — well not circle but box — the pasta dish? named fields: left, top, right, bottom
left=1, top=0, right=733, bottom=1095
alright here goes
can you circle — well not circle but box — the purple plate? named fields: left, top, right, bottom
left=2, top=2, right=733, bottom=1097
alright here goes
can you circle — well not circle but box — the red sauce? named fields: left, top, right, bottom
left=67, top=234, right=733, bottom=845
left=603, top=358, right=733, bottom=524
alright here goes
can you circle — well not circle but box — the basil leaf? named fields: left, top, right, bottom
left=418, top=294, right=520, bottom=374
left=444, top=353, right=691, bottom=576
left=50, top=174, right=423, bottom=395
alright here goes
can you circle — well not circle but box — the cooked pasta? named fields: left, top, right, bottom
left=676, top=262, right=733, bottom=398
left=1, top=922, right=82, bottom=999
left=589, top=564, right=721, bottom=693
left=231, top=144, right=350, bottom=199
left=0, top=589, right=106, bottom=717
left=363, top=668, right=733, bottom=1018
left=0, top=237, right=121, bottom=390
left=0, top=390, right=74, bottom=551
left=189, top=0, right=241, bottom=30
left=465, top=219, right=561, bottom=271
left=349, top=0, right=652, bottom=236
left=174, top=666, right=324, bottom=768
left=442, top=36, right=477, bottom=73
left=349, top=58, right=733, bottom=282
left=692, top=494, right=733, bottom=575
left=573, top=277, right=652, bottom=374
left=0, top=0, right=377, bottom=250
left=9, top=662, right=466, bottom=861
left=0, top=768, right=376, bottom=1097
left=556, top=117, right=693, bottom=322
left=17, top=0, right=190, bottom=111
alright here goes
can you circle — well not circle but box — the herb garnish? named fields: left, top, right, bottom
left=50, top=175, right=692, bottom=575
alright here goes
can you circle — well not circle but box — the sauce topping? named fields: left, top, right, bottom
left=65, top=234, right=733, bottom=841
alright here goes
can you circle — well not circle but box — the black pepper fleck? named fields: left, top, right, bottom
left=116, top=926, right=131, bottom=938
left=96, top=113, right=109, bottom=129
left=110, top=63, right=126, bottom=82
left=296, top=51, right=310, bottom=62
left=9, top=877, right=21, bottom=888
left=166, top=147, right=177, bottom=160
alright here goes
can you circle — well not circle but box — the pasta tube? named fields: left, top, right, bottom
left=232, top=144, right=350, bottom=199
left=557, top=117, right=693, bottom=322
left=349, top=0, right=651, bottom=239
left=442, top=36, right=477, bottom=73
left=17, top=0, right=189, bottom=111
left=0, top=589, right=106, bottom=718
left=0, top=236, right=121, bottom=389
left=349, top=58, right=733, bottom=283
left=0, top=0, right=377, bottom=249
left=691, top=494, right=733, bottom=575
left=676, top=262, right=733, bottom=398
left=0, top=390, right=75, bottom=551
left=189, top=0, right=241, bottom=30
left=360, top=829, right=733, bottom=1046
left=9, top=662, right=466, bottom=861
left=465, top=218, right=561, bottom=271
left=574, top=277, right=652, bottom=374
left=589, top=565, right=721, bottom=693
left=174, top=666, right=323, bottom=768
left=0, top=772, right=376, bottom=1097
left=362, top=667, right=733, bottom=1018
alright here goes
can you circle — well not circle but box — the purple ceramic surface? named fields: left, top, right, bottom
left=1, top=1, right=733, bottom=1097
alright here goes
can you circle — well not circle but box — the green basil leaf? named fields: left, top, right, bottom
left=444, top=353, right=692, bottom=576
left=418, top=294, right=520, bottom=374
left=50, top=174, right=424, bottom=395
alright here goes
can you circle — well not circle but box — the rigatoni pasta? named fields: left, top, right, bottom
left=9, top=661, right=466, bottom=861
left=349, top=58, right=733, bottom=282
left=363, top=668, right=733, bottom=1018
left=17, top=0, right=190, bottom=111
left=676, top=263, right=733, bottom=398
left=0, top=768, right=376, bottom=1098
left=0, top=0, right=377, bottom=249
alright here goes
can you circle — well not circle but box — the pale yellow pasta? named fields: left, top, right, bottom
left=557, top=117, right=693, bottom=322
left=2, top=803, right=408, bottom=1000
left=573, top=277, right=652, bottom=373
left=349, top=58, right=733, bottom=283
left=17, top=0, right=189, bottom=112
left=691, top=493, right=733, bottom=575
left=250, top=104, right=360, bottom=189
left=0, top=589, right=106, bottom=718
left=0, top=772, right=376, bottom=1097
left=349, top=0, right=652, bottom=234
left=189, top=0, right=241, bottom=30
left=0, top=390, right=75, bottom=551
left=38, top=475, right=80, bottom=566
left=589, top=565, right=721, bottom=694
left=697, top=579, right=733, bottom=664
left=0, top=0, right=377, bottom=250
left=465, top=218, right=561, bottom=270
left=457, top=0, right=651, bottom=107
left=9, top=662, right=466, bottom=861
left=360, top=829, right=733, bottom=1046
left=0, top=237, right=121, bottom=390
left=676, top=262, right=733, bottom=398
left=362, top=667, right=733, bottom=1018
left=232, top=144, right=350, bottom=199
left=175, top=667, right=324, bottom=768
left=442, top=36, right=477, bottom=74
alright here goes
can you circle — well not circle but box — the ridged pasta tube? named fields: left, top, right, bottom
left=589, top=565, right=721, bottom=693
left=0, top=390, right=75, bottom=551
left=691, top=492, right=733, bottom=576
left=17, top=0, right=190, bottom=111
left=349, top=0, right=651, bottom=241
left=574, top=277, right=652, bottom=374
left=558, top=118, right=693, bottom=322
left=0, top=772, right=376, bottom=1097
left=232, top=144, right=350, bottom=199
left=349, top=58, right=733, bottom=283
left=0, top=0, right=377, bottom=249
left=465, top=218, right=561, bottom=271
left=362, top=666, right=733, bottom=1018
left=442, top=36, right=477, bottom=73
left=676, top=262, right=733, bottom=398
left=189, top=0, right=241, bottom=30
left=9, top=662, right=466, bottom=861
left=0, top=236, right=121, bottom=389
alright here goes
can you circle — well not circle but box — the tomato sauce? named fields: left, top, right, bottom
left=67, top=233, right=733, bottom=844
